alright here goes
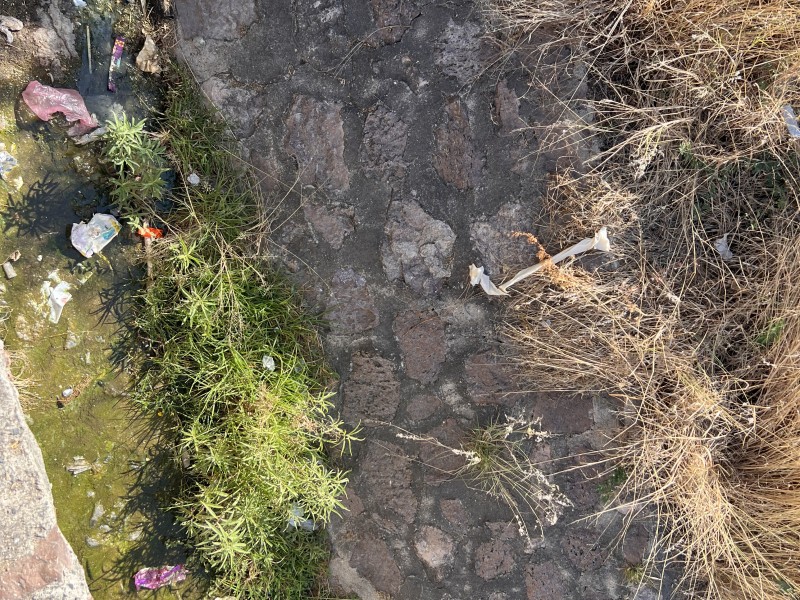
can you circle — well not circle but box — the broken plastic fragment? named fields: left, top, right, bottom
left=137, top=226, right=163, bottom=239
left=71, top=214, right=121, bottom=258
left=471, top=227, right=612, bottom=296
left=73, top=0, right=87, bottom=6
left=74, top=126, right=107, bottom=146
left=135, top=35, right=161, bottom=74
left=782, top=105, right=800, bottom=139
left=47, top=281, right=72, bottom=323
left=21, top=81, right=99, bottom=137
left=0, top=16, right=23, bottom=44
left=187, top=172, right=200, bottom=186
left=714, top=234, right=734, bottom=261
left=262, top=354, right=276, bottom=372
left=0, top=150, right=17, bottom=177
left=287, top=503, right=316, bottom=531
left=468, top=264, right=507, bottom=296
left=133, top=565, right=187, bottom=591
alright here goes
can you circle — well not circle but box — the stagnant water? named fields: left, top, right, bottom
left=0, top=4, right=204, bottom=598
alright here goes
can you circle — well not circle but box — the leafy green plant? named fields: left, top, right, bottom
left=120, top=66, right=358, bottom=599
left=103, top=113, right=167, bottom=215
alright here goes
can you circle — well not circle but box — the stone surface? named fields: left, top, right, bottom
left=172, top=1, right=646, bottom=596
left=533, top=392, right=595, bottom=434
left=495, top=79, right=526, bottom=134
left=563, top=528, right=605, bottom=571
left=343, top=353, right=400, bottom=423
left=475, top=538, right=516, bottom=580
left=370, top=0, right=420, bottom=44
left=414, top=526, right=454, bottom=573
left=304, top=202, right=355, bottom=249
left=349, top=532, right=403, bottom=595
left=405, top=393, right=442, bottom=422
left=433, top=99, right=483, bottom=190
left=394, top=309, right=446, bottom=383
left=361, top=105, right=409, bottom=184
left=471, top=201, right=538, bottom=276
left=357, top=441, right=418, bottom=526
left=622, top=524, right=650, bottom=565
left=285, top=95, right=350, bottom=192
left=526, top=560, right=567, bottom=600
left=435, top=20, right=485, bottom=85
left=327, top=269, right=379, bottom=334
left=175, top=0, right=257, bottom=40
left=0, top=345, right=91, bottom=599
left=464, top=350, right=518, bottom=406
left=201, top=76, right=263, bottom=138
left=382, top=200, right=456, bottom=295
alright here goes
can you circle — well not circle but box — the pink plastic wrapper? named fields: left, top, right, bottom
left=21, top=81, right=99, bottom=137
left=133, top=565, right=187, bottom=590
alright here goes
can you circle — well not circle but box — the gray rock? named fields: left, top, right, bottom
left=393, top=309, right=446, bottom=383
left=201, top=76, right=263, bottom=139
left=369, top=0, right=420, bottom=44
left=475, top=538, right=516, bottom=580
left=495, top=79, right=526, bottom=134
left=89, top=503, right=104, bottom=527
left=0, top=342, right=91, bottom=598
left=435, top=20, right=485, bottom=85
left=327, top=269, right=378, bottom=334
left=361, top=105, right=408, bottom=185
left=471, top=202, right=538, bottom=276
left=525, top=560, right=567, bottom=599
left=175, top=0, right=257, bottom=41
left=414, top=526, right=454, bottom=575
left=285, top=95, right=350, bottom=193
left=433, top=99, right=483, bottom=190
left=343, top=352, right=400, bottom=423
left=304, top=203, right=355, bottom=249
left=381, top=200, right=456, bottom=295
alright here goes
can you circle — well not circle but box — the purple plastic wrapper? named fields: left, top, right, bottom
left=133, top=564, right=187, bottom=590
left=108, top=37, right=125, bottom=92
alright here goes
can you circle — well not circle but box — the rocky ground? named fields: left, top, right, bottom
left=173, top=0, right=664, bottom=598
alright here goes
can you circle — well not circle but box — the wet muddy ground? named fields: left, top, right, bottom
left=0, top=1, right=202, bottom=597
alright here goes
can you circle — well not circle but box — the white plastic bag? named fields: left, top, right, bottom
left=71, top=214, right=121, bottom=258
left=47, top=281, right=72, bottom=323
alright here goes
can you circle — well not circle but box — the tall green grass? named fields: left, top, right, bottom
left=107, top=67, right=357, bottom=599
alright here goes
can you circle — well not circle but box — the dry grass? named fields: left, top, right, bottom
left=486, top=0, right=800, bottom=597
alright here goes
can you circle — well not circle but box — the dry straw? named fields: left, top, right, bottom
left=486, top=0, right=800, bottom=597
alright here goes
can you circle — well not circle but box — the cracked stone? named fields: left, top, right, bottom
left=414, top=526, right=454, bottom=575
left=495, top=79, right=526, bottom=134
left=418, top=419, right=466, bottom=484
left=433, top=99, right=483, bottom=190
left=327, top=269, right=379, bottom=334
left=440, top=498, right=469, bottom=526
left=394, top=309, right=446, bottom=384
left=405, top=393, right=442, bottom=422
left=361, top=105, right=408, bottom=184
left=471, top=201, right=538, bottom=276
left=435, top=19, right=485, bottom=85
left=464, top=351, right=518, bottom=406
left=622, top=524, right=650, bottom=565
left=343, top=353, right=400, bottom=423
left=382, top=200, right=456, bottom=295
left=370, top=0, right=420, bottom=44
left=349, top=531, right=403, bottom=595
left=526, top=560, right=567, bottom=599
left=175, top=0, right=256, bottom=40
left=201, top=77, right=262, bottom=139
left=285, top=95, right=350, bottom=192
left=357, top=441, right=418, bottom=525
left=532, top=392, right=594, bottom=434
left=563, top=528, right=605, bottom=571
left=475, top=538, right=516, bottom=580
left=304, top=202, right=355, bottom=249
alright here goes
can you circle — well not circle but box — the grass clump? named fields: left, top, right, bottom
left=484, top=0, right=800, bottom=597
left=107, top=67, right=357, bottom=599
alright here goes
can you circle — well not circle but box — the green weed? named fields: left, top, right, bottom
left=109, top=66, right=357, bottom=599
left=598, top=466, right=628, bottom=503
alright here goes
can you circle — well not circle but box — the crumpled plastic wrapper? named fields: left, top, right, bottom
left=21, top=81, right=99, bottom=137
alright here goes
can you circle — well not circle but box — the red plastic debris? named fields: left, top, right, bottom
left=137, top=227, right=164, bottom=239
